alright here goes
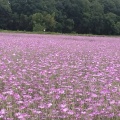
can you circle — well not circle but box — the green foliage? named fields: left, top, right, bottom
left=89, top=0, right=104, bottom=34
left=103, top=12, right=118, bottom=34
left=0, top=0, right=11, bottom=12
left=33, top=24, right=45, bottom=32
left=32, top=13, right=45, bottom=32
left=63, top=19, right=74, bottom=33
left=0, top=0, right=12, bottom=29
left=0, top=0, right=120, bottom=35
left=115, top=22, right=120, bottom=34
left=43, top=13, right=56, bottom=31
left=32, top=12, right=56, bottom=32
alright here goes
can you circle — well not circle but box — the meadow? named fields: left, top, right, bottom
left=0, top=33, right=120, bottom=120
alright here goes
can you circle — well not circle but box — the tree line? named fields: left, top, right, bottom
left=0, top=0, right=120, bottom=35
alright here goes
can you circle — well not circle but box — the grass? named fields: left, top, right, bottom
left=0, top=29, right=102, bottom=36
left=1, top=29, right=119, bottom=37
left=0, top=29, right=62, bottom=35
left=0, top=29, right=86, bottom=36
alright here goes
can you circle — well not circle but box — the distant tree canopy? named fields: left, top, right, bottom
left=0, top=0, right=120, bottom=35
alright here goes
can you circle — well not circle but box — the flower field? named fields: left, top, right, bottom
left=0, top=33, right=120, bottom=120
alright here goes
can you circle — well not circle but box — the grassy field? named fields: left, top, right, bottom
left=0, top=29, right=64, bottom=35
left=1, top=29, right=117, bottom=37
left=0, top=33, right=120, bottom=120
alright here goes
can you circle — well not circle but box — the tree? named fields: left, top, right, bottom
left=32, top=13, right=45, bottom=32
left=44, top=13, right=56, bottom=31
left=99, top=0, right=116, bottom=13
left=115, top=22, right=120, bottom=34
left=103, top=12, right=118, bottom=34
left=0, top=0, right=12, bottom=29
left=63, top=19, right=74, bottom=33
left=32, top=12, right=56, bottom=32
left=89, top=0, right=104, bottom=34
left=19, top=14, right=32, bottom=31
left=0, top=0, right=120, bottom=35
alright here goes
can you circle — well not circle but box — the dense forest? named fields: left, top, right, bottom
left=0, top=0, right=120, bottom=35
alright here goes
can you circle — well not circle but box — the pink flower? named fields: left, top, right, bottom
left=47, top=103, right=52, bottom=108
left=63, top=108, right=68, bottom=112
left=67, top=110, right=74, bottom=115
left=60, top=104, right=67, bottom=108
left=110, top=100, right=115, bottom=105
left=0, top=109, right=6, bottom=115
left=91, top=93, right=98, bottom=98
left=38, top=104, right=45, bottom=109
